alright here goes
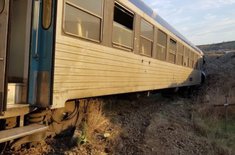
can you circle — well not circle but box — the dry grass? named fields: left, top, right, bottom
left=74, top=99, right=121, bottom=154
left=193, top=92, right=235, bottom=155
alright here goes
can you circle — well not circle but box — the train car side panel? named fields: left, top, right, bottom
left=52, top=40, right=200, bottom=108
left=52, top=0, right=202, bottom=108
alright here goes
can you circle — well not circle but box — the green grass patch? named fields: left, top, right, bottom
left=193, top=113, right=235, bottom=154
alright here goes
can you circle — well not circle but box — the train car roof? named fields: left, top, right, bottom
left=129, top=0, right=203, bottom=55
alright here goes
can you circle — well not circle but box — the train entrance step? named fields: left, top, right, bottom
left=0, top=124, right=48, bottom=143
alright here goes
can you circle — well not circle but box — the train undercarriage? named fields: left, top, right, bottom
left=0, top=100, right=86, bottom=152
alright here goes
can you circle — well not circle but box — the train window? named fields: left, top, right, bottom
left=184, top=48, right=189, bottom=67
left=64, top=0, right=104, bottom=42
left=113, top=3, right=134, bottom=49
left=198, top=55, right=201, bottom=69
left=194, top=54, right=199, bottom=69
left=140, top=19, right=154, bottom=56
left=198, top=56, right=203, bottom=69
left=177, top=43, right=184, bottom=66
left=189, top=51, right=194, bottom=68
left=168, top=38, right=177, bottom=64
left=42, top=0, right=52, bottom=29
left=156, top=29, right=167, bottom=61
left=68, top=0, right=103, bottom=17
left=0, top=0, right=4, bottom=14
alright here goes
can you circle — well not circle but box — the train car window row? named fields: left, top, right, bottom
left=62, top=0, right=201, bottom=69
left=112, top=3, right=134, bottom=50
left=64, top=0, right=103, bottom=42
left=140, top=19, right=154, bottom=57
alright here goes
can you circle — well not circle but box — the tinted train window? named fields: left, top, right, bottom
left=198, top=56, right=203, bottom=69
left=113, top=3, right=134, bottom=49
left=177, top=43, right=184, bottom=66
left=189, top=51, right=194, bottom=68
left=156, top=29, right=167, bottom=61
left=194, top=54, right=199, bottom=69
left=68, top=0, right=103, bottom=16
left=168, top=38, right=177, bottom=64
left=0, top=0, right=4, bottom=14
left=184, top=48, right=190, bottom=67
left=64, top=0, right=103, bottom=42
left=140, top=19, right=154, bottom=56
left=42, top=0, right=52, bottom=29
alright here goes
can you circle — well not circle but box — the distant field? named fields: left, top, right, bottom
left=198, top=41, right=235, bottom=53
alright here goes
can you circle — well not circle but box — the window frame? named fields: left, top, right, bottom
left=0, top=0, right=5, bottom=14
left=139, top=18, right=154, bottom=57
left=112, top=2, right=135, bottom=51
left=189, top=50, right=195, bottom=68
left=194, top=53, right=199, bottom=69
left=42, top=0, right=53, bottom=30
left=62, top=0, right=104, bottom=43
left=184, top=47, right=190, bottom=67
left=177, top=43, right=184, bottom=66
left=198, top=56, right=203, bottom=70
left=168, top=38, right=177, bottom=64
left=156, top=29, right=167, bottom=61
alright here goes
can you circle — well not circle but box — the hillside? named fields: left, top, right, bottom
left=198, top=41, right=235, bottom=52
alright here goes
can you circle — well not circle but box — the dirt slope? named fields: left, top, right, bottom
left=5, top=97, right=230, bottom=155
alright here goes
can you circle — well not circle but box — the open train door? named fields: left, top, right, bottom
left=0, top=0, right=9, bottom=114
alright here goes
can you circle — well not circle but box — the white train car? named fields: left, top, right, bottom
left=0, top=0, right=204, bottom=150
left=53, top=0, right=203, bottom=108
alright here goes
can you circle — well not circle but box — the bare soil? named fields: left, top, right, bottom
left=5, top=52, right=235, bottom=155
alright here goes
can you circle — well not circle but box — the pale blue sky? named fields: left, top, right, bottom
left=144, top=0, right=235, bottom=45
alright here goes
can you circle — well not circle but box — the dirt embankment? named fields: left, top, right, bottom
left=197, top=40, right=235, bottom=52
left=201, top=52, right=235, bottom=106
left=5, top=52, right=235, bottom=155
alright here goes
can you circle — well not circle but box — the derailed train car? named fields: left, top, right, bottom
left=0, top=0, right=204, bottom=149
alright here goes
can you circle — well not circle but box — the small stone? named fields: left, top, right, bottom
left=100, top=152, right=108, bottom=155
left=103, top=133, right=111, bottom=138
left=205, top=95, right=210, bottom=103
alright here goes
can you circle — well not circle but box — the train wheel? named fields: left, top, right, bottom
left=49, top=100, right=81, bottom=136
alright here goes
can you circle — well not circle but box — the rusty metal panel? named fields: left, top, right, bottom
left=33, top=71, right=50, bottom=108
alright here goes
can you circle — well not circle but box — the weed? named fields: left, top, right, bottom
left=192, top=105, right=235, bottom=154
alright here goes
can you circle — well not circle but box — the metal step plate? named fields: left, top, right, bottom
left=0, top=124, right=48, bottom=143
left=0, top=104, right=30, bottom=119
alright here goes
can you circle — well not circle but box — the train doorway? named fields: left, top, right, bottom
left=28, top=0, right=55, bottom=108
left=7, top=0, right=32, bottom=107
left=0, top=0, right=55, bottom=113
